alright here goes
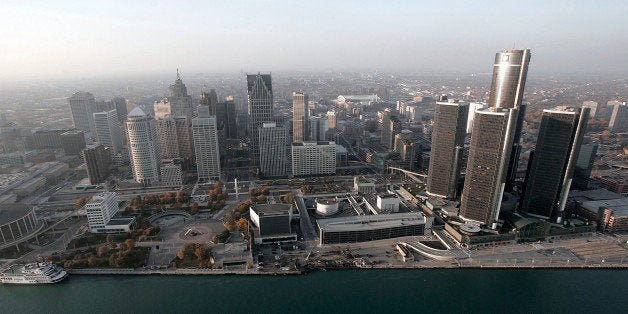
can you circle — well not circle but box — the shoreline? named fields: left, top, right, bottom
left=65, top=263, right=628, bottom=276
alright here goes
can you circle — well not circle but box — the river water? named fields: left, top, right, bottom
left=1, top=269, right=626, bottom=313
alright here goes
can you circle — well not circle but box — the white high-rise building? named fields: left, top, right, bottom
left=192, top=105, right=221, bottom=181
left=94, top=109, right=122, bottom=154
left=126, top=107, right=161, bottom=186
left=291, top=141, right=336, bottom=176
left=259, top=123, right=286, bottom=177
left=85, top=192, right=119, bottom=233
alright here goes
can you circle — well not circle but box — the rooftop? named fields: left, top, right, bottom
left=251, top=204, right=292, bottom=216
left=581, top=198, right=628, bottom=217
left=318, top=212, right=426, bottom=233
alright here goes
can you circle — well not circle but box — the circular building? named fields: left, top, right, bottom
left=0, top=203, right=41, bottom=248
left=315, top=198, right=339, bottom=216
left=459, top=223, right=481, bottom=235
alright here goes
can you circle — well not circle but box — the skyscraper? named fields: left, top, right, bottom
left=381, top=109, right=400, bottom=150
left=259, top=122, right=286, bottom=178
left=292, top=92, right=309, bottom=143
left=168, top=70, right=194, bottom=118
left=608, top=103, right=628, bottom=133
left=156, top=115, right=194, bottom=160
left=459, top=107, right=519, bottom=228
left=247, top=74, right=274, bottom=165
left=427, top=101, right=469, bottom=199
left=93, top=109, right=122, bottom=154
left=69, top=92, right=96, bottom=134
left=200, top=89, right=219, bottom=115
left=573, top=139, right=598, bottom=190
left=309, top=116, right=329, bottom=142
left=488, top=49, right=531, bottom=192
left=520, top=107, right=589, bottom=222
left=192, top=104, right=221, bottom=181
left=112, top=97, right=128, bottom=123
left=60, top=130, right=86, bottom=156
left=126, top=107, right=161, bottom=186
left=83, top=143, right=111, bottom=185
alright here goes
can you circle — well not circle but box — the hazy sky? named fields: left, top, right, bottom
left=2, top=0, right=627, bottom=80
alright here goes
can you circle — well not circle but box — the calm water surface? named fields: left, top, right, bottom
left=1, top=269, right=626, bottom=313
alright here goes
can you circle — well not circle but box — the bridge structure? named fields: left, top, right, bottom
left=387, top=167, right=428, bottom=183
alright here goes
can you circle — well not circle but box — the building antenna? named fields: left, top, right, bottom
left=176, top=68, right=180, bottom=79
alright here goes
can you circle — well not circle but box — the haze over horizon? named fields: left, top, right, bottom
left=2, top=0, right=627, bottom=81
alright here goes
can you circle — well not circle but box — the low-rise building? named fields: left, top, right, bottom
left=249, top=204, right=296, bottom=244
left=377, top=193, right=400, bottom=212
left=85, top=192, right=134, bottom=233
left=317, top=212, right=433, bottom=245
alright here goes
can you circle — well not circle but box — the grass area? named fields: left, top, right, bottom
left=403, top=183, right=426, bottom=196
left=0, top=243, right=33, bottom=259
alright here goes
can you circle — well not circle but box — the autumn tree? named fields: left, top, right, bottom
left=284, top=192, right=295, bottom=204
left=236, top=218, right=249, bottom=231
left=225, top=221, right=236, bottom=232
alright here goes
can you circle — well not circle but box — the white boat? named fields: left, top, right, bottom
left=1, top=263, right=68, bottom=285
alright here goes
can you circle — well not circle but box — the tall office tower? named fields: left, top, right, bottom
left=83, top=143, right=111, bottom=185
left=292, top=92, right=309, bottom=143
left=608, top=103, right=628, bottom=132
left=309, top=116, right=329, bottom=141
left=466, top=102, right=487, bottom=133
left=394, top=130, right=413, bottom=153
left=327, top=111, right=337, bottom=129
left=93, top=110, right=123, bottom=154
left=153, top=99, right=172, bottom=120
left=247, top=74, right=274, bottom=165
left=69, top=92, right=97, bottom=134
left=95, top=100, right=114, bottom=113
left=223, top=97, right=237, bottom=139
left=520, top=107, right=589, bottom=222
left=126, top=107, right=161, bottom=186
left=573, top=139, right=598, bottom=190
left=581, top=101, right=598, bottom=118
left=168, top=71, right=194, bottom=118
left=427, top=101, right=469, bottom=199
left=200, top=89, right=219, bottom=115
left=381, top=109, right=401, bottom=149
left=460, top=107, right=519, bottom=228
left=291, top=141, right=336, bottom=177
left=258, top=122, right=286, bottom=178
left=156, top=115, right=194, bottom=160
left=112, top=97, right=128, bottom=123
left=60, top=130, right=86, bottom=156
left=488, top=49, right=531, bottom=192
left=192, top=105, right=221, bottom=181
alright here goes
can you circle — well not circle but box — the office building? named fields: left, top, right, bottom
left=488, top=49, right=531, bottom=192
left=82, top=143, right=111, bottom=185
left=460, top=107, right=519, bottom=228
left=259, top=123, right=286, bottom=178
left=247, top=74, right=274, bottom=165
left=93, top=109, right=122, bottom=154
left=168, top=71, right=194, bottom=118
left=200, top=89, right=219, bottom=115
left=427, top=101, right=469, bottom=199
left=192, top=104, right=221, bottom=181
left=85, top=192, right=133, bottom=233
left=156, top=115, right=194, bottom=160
left=291, top=141, right=336, bottom=177
left=466, top=102, right=487, bottom=133
left=381, top=109, right=400, bottom=149
left=153, top=99, right=172, bottom=120
left=581, top=101, right=598, bottom=118
left=33, top=129, right=71, bottom=149
left=126, top=107, right=161, bottom=186
left=59, top=130, right=86, bottom=155
left=112, top=97, right=128, bottom=123
left=161, top=160, right=183, bottom=187
left=327, top=111, right=337, bottom=129
left=214, top=98, right=238, bottom=139
left=608, top=103, right=628, bottom=133
left=308, top=116, right=329, bottom=142
left=292, top=92, right=309, bottom=143
left=520, top=107, right=589, bottom=222
left=573, top=140, right=598, bottom=190
left=68, top=92, right=96, bottom=134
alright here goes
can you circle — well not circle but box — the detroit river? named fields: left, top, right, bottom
left=1, top=269, right=626, bottom=313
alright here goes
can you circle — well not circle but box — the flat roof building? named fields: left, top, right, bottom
left=249, top=204, right=296, bottom=244
left=317, top=212, right=433, bottom=245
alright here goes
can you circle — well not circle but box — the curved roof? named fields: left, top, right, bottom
left=128, top=106, right=148, bottom=118
left=0, top=203, right=33, bottom=225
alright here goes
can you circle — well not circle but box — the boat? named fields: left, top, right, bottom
left=1, top=263, right=68, bottom=285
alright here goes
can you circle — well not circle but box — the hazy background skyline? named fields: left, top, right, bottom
left=2, top=0, right=627, bottom=81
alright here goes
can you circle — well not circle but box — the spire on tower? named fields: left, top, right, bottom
left=176, top=68, right=180, bottom=80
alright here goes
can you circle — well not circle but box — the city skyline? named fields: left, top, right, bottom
left=2, top=1, right=627, bottom=81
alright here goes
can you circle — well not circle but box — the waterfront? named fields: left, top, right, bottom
left=1, top=269, right=626, bottom=313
